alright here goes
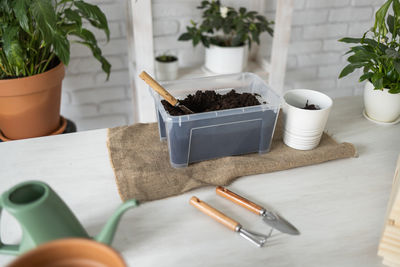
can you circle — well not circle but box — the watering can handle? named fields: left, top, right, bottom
left=0, top=201, right=20, bottom=255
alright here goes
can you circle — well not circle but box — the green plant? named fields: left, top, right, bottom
left=155, top=54, right=177, bottom=63
left=178, top=0, right=273, bottom=48
left=0, top=0, right=111, bottom=79
left=339, top=0, right=400, bottom=94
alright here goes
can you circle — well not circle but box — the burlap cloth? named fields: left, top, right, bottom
left=107, top=117, right=356, bottom=202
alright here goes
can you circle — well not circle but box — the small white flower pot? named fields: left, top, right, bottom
left=204, top=44, right=248, bottom=74
left=364, top=81, right=400, bottom=123
left=282, top=89, right=333, bottom=150
left=155, top=58, right=178, bottom=81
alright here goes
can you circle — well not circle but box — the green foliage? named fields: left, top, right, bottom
left=339, top=0, right=400, bottom=94
left=155, top=54, right=178, bottom=63
left=0, top=0, right=111, bottom=79
left=178, top=0, right=273, bottom=48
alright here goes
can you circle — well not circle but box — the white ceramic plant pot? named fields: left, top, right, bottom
left=282, top=89, right=333, bottom=150
left=155, top=60, right=178, bottom=81
left=204, top=44, right=248, bottom=74
left=364, top=81, right=400, bottom=123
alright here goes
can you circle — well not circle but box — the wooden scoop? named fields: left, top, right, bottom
left=139, top=71, right=194, bottom=114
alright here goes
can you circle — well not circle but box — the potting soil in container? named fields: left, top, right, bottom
left=151, top=72, right=281, bottom=168
left=161, top=90, right=265, bottom=116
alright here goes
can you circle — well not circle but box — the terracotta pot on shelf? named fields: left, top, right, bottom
left=0, top=63, right=65, bottom=140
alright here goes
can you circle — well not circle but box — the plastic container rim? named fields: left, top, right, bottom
left=151, top=72, right=281, bottom=123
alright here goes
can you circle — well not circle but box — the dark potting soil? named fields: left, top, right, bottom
left=303, top=100, right=320, bottom=110
left=161, top=89, right=263, bottom=116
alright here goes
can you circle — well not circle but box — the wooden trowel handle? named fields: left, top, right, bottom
left=139, top=71, right=178, bottom=106
left=190, top=196, right=239, bottom=232
left=216, top=186, right=263, bottom=215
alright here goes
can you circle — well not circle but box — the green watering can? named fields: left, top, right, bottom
left=0, top=180, right=138, bottom=255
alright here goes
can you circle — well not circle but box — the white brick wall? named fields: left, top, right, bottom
left=62, top=0, right=382, bottom=131
left=61, top=0, right=131, bottom=131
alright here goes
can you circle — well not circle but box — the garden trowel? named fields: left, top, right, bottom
left=216, top=186, right=300, bottom=235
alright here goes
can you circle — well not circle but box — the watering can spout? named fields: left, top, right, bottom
left=95, top=199, right=138, bottom=245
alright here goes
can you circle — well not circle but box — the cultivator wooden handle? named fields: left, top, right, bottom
left=216, top=186, right=263, bottom=215
left=190, top=196, right=239, bottom=231
left=139, top=71, right=178, bottom=106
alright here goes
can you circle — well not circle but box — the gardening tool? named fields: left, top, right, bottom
left=139, top=71, right=194, bottom=114
left=190, top=196, right=271, bottom=247
left=0, top=180, right=138, bottom=255
left=216, top=186, right=300, bottom=235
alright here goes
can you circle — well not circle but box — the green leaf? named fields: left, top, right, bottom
left=64, top=8, right=82, bottom=29
left=13, top=0, right=30, bottom=33
left=77, top=41, right=111, bottom=80
left=201, top=36, right=210, bottom=48
left=388, top=86, right=400, bottom=93
left=394, top=0, right=400, bottom=15
left=74, top=1, right=109, bottom=41
left=374, top=0, right=392, bottom=35
left=192, top=34, right=200, bottom=46
left=338, top=63, right=363, bottom=78
left=385, top=48, right=400, bottom=58
left=31, top=0, right=57, bottom=44
left=338, top=37, right=362, bottom=43
left=3, top=27, right=25, bottom=69
left=394, top=59, right=400, bottom=73
left=72, top=28, right=111, bottom=79
left=373, top=77, right=384, bottom=89
left=359, top=72, right=374, bottom=82
left=387, top=14, right=395, bottom=33
left=178, top=32, right=192, bottom=41
left=52, top=32, right=70, bottom=65
left=347, top=53, right=370, bottom=63
left=371, top=72, right=384, bottom=89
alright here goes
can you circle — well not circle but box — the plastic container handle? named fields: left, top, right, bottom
left=139, top=71, right=178, bottom=106
left=189, top=196, right=239, bottom=232
left=0, top=200, right=20, bottom=255
left=216, top=186, right=263, bottom=215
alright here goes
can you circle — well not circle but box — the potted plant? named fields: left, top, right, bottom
left=155, top=53, right=178, bottom=81
left=339, top=0, right=400, bottom=123
left=0, top=0, right=111, bottom=140
left=178, top=0, right=273, bottom=74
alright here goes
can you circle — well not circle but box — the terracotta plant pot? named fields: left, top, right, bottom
left=0, top=63, right=65, bottom=140
left=7, top=238, right=127, bottom=267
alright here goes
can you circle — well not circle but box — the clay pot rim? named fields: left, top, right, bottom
left=0, top=116, right=67, bottom=142
left=0, top=63, right=65, bottom=97
left=7, top=238, right=126, bottom=267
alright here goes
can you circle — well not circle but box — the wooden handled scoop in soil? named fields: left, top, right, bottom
left=139, top=71, right=194, bottom=114
left=189, top=196, right=270, bottom=247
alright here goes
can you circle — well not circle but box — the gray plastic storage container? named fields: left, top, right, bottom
left=151, top=72, right=281, bottom=168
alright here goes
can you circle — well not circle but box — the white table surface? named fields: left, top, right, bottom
left=0, top=96, right=399, bottom=267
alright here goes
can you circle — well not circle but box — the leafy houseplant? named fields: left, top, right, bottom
left=0, top=0, right=111, bottom=139
left=155, top=53, right=178, bottom=81
left=338, top=0, right=400, bottom=123
left=178, top=0, right=273, bottom=74
left=0, top=0, right=110, bottom=79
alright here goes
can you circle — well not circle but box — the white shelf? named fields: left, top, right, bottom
left=175, top=60, right=270, bottom=81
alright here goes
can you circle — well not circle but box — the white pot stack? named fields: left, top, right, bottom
left=204, top=44, right=248, bottom=74
left=364, top=81, right=400, bottom=123
left=282, top=89, right=333, bottom=150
